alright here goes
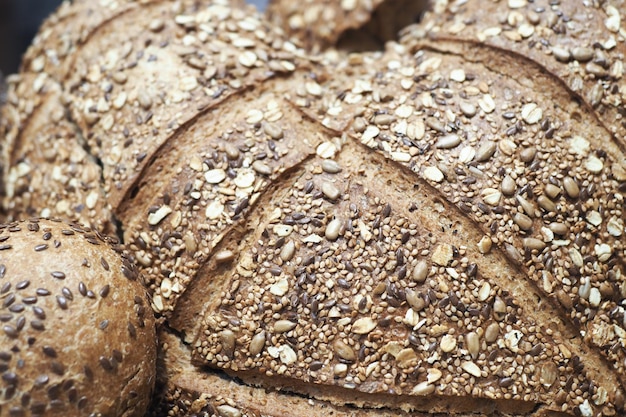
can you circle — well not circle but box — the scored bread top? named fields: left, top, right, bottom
left=287, top=42, right=625, bottom=412
left=5, top=0, right=302, bottom=220
left=188, top=142, right=590, bottom=414
left=119, top=74, right=326, bottom=318
left=1, top=0, right=626, bottom=416
left=1, top=74, right=114, bottom=233
left=62, top=0, right=301, bottom=210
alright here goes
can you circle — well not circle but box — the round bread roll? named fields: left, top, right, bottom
left=0, top=219, right=156, bottom=416
left=1, top=1, right=625, bottom=417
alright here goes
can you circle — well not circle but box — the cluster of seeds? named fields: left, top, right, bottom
left=22, top=0, right=176, bottom=81
left=189, top=137, right=615, bottom=414
left=2, top=75, right=113, bottom=234
left=60, top=0, right=300, bottom=209
left=120, top=81, right=322, bottom=315
left=290, top=39, right=626, bottom=415
left=402, top=0, right=626, bottom=143
left=2, top=0, right=626, bottom=416
left=266, top=0, right=386, bottom=51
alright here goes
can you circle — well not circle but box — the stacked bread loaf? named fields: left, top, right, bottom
left=1, top=0, right=625, bottom=416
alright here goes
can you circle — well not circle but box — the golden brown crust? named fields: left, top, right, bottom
left=0, top=219, right=156, bottom=416
left=2, top=1, right=626, bottom=416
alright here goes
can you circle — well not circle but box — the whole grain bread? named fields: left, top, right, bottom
left=399, top=0, right=626, bottom=148
left=266, top=0, right=387, bottom=51
left=1, top=1, right=625, bottom=416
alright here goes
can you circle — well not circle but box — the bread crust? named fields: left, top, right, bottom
left=0, top=219, right=156, bottom=416
left=400, top=0, right=626, bottom=150
left=267, top=0, right=427, bottom=52
left=1, top=74, right=114, bottom=233
left=1, top=1, right=625, bottom=416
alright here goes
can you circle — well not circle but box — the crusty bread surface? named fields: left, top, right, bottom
left=0, top=219, right=156, bottom=416
left=0, top=1, right=625, bottom=417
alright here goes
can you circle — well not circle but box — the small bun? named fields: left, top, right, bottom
left=0, top=219, right=156, bottom=416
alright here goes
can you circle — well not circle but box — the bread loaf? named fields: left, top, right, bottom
left=1, top=1, right=625, bottom=416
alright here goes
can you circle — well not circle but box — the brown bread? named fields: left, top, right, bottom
left=1, top=1, right=625, bottom=416
left=0, top=219, right=156, bottom=416
left=399, top=0, right=626, bottom=148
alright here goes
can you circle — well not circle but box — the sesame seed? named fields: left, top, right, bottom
left=56, top=296, right=68, bottom=309
left=100, top=257, right=110, bottom=271
left=50, top=271, right=65, bottom=280
left=3, top=325, right=18, bottom=338
left=127, top=322, right=137, bottom=338
left=33, top=244, right=48, bottom=252
left=99, top=356, right=113, bottom=371
left=99, top=284, right=110, bottom=298
left=30, top=321, right=45, bottom=331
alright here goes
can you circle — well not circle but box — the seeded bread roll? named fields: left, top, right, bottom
left=0, top=219, right=156, bottom=416
left=1, top=1, right=626, bottom=417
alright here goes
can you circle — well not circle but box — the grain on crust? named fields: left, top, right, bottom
left=183, top=134, right=620, bottom=415
left=401, top=0, right=626, bottom=147
left=1, top=75, right=114, bottom=233
left=3, top=1, right=626, bottom=416
left=0, top=218, right=156, bottom=416
left=118, top=75, right=326, bottom=319
left=62, top=0, right=301, bottom=210
left=154, top=329, right=554, bottom=417
left=289, top=41, right=626, bottom=415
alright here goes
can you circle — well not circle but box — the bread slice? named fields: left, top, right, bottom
left=58, top=0, right=301, bottom=211
left=179, top=129, right=621, bottom=414
left=117, top=74, right=329, bottom=317
left=286, top=41, right=626, bottom=415
left=154, top=328, right=548, bottom=417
